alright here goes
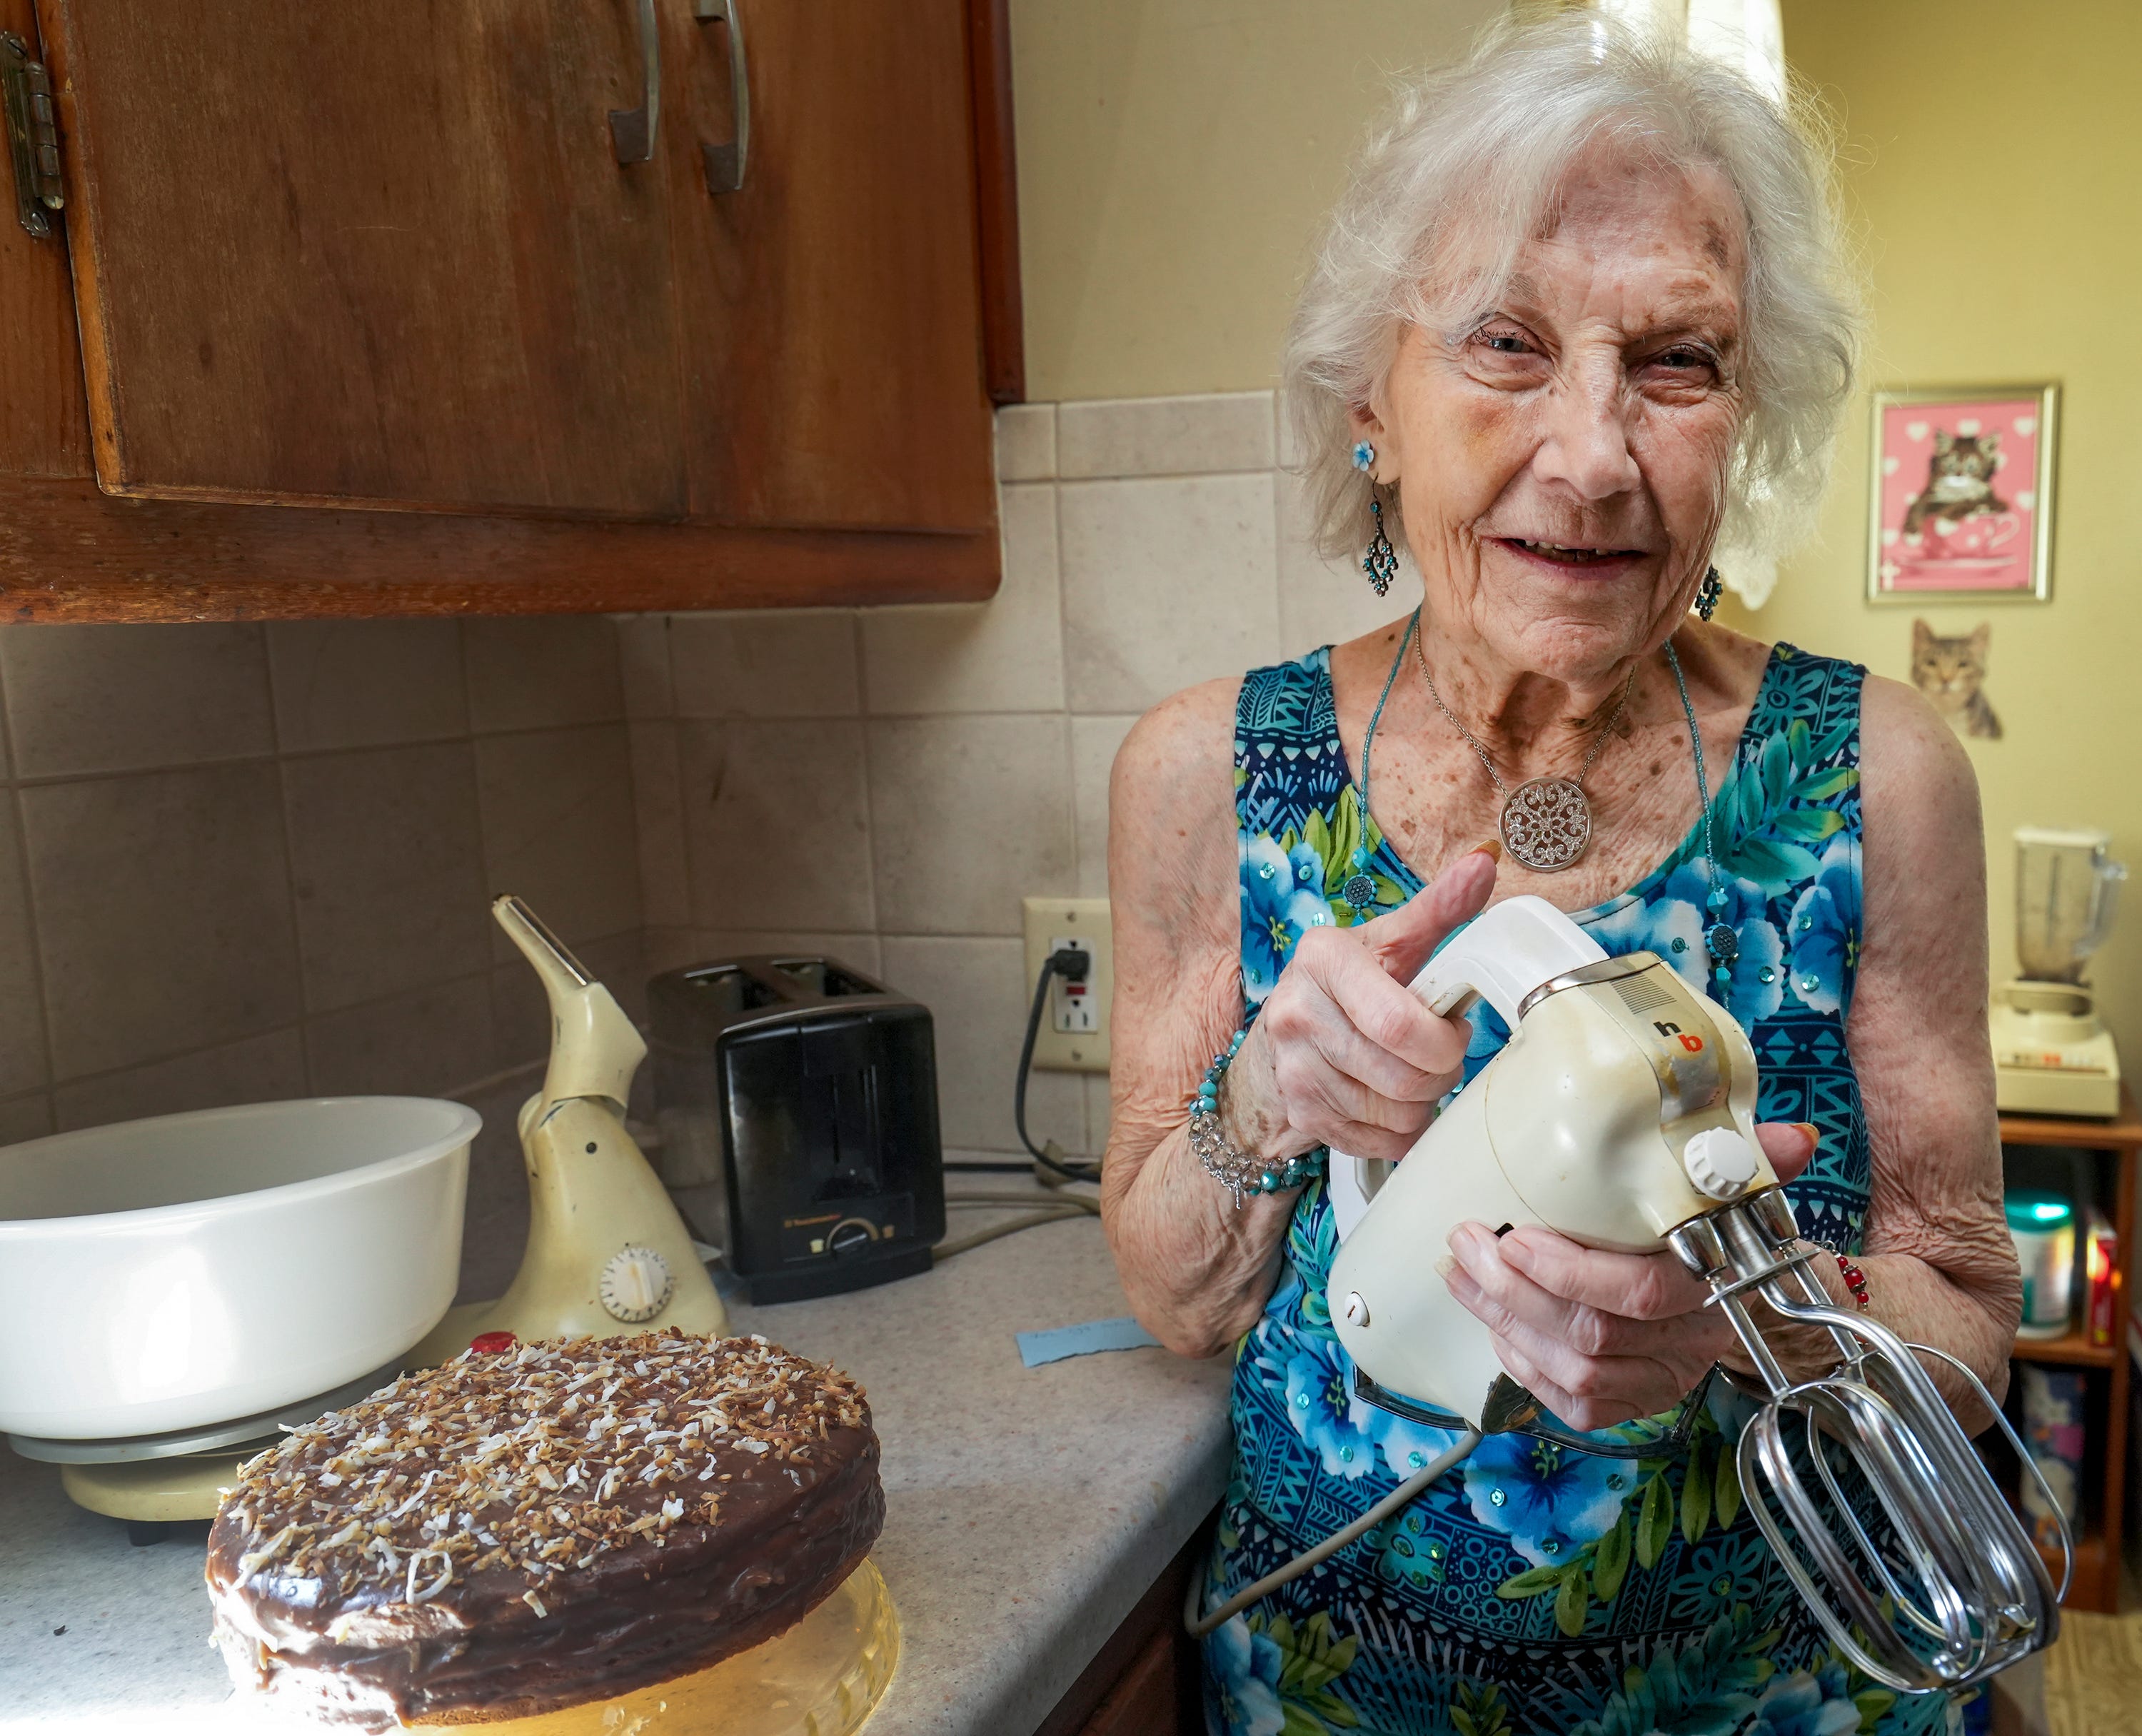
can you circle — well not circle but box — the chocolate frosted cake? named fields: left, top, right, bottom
left=206, top=1330, right=882, bottom=1730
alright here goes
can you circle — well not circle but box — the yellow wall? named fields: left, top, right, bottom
left=1727, top=0, right=2142, bottom=1055
left=1010, top=0, right=1501, bottom=402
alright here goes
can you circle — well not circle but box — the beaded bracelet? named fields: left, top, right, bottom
left=1187, top=1026, right=1327, bottom=1209
left=1835, top=1253, right=1871, bottom=1313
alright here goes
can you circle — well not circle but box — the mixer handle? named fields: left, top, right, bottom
left=1407, top=895, right=1605, bottom=1026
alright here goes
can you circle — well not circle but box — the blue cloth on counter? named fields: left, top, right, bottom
left=1016, top=1317, right=1161, bottom=1368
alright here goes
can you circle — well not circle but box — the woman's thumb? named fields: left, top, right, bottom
left=1362, top=842, right=1500, bottom=983
left=1756, top=1120, right=1821, bottom=1185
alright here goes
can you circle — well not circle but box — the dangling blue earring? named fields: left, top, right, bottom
left=1352, top=442, right=1398, bottom=597
left=1694, top=566, right=1723, bottom=621
left=1362, top=502, right=1399, bottom=598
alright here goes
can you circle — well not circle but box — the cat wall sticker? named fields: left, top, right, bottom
left=1911, top=618, right=2001, bottom=741
left=1869, top=386, right=2056, bottom=604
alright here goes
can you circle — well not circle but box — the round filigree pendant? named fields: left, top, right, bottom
left=1499, top=777, right=1593, bottom=872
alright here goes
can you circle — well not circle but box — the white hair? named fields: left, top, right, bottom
left=1284, top=10, right=1861, bottom=571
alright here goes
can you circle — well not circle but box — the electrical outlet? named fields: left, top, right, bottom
left=1022, top=896, right=1111, bottom=1073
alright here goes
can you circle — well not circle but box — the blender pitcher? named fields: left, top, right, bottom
left=2016, top=826, right=2126, bottom=985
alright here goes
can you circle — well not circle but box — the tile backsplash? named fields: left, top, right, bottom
left=0, top=391, right=1405, bottom=1193
left=0, top=616, right=643, bottom=1149
left=627, top=388, right=1417, bottom=1165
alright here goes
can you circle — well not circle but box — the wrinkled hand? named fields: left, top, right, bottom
left=1226, top=847, right=1499, bottom=1165
left=1443, top=1122, right=1821, bottom=1429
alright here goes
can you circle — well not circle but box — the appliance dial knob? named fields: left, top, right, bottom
left=598, top=1245, right=675, bottom=1323
left=827, top=1218, right=877, bottom=1255
left=1682, top=1128, right=1760, bottom=1200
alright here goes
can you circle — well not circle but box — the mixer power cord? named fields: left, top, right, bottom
left=932, top=1188, right=1099, bottom=1261
left=1182, top=1428, right=1482, bottom=1637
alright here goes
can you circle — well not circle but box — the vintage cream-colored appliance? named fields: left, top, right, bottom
left=1991, top=826, right=2126, bottom=1118
left=1319, top=897, right=2064, bottom=1695
left=408, top=895, right=728, bottom=1361
left=2, top=895, right=726, bottom=1526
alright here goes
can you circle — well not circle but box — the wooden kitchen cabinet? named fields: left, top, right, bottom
left=0, top=0, right=1015, bottom=619
left=1035, top=1520, right=1206, bottom=1736
left=660, top=0, right=997, bottom=533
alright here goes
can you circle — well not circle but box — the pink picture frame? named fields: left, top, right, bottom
left=1866, top=383, right=2057, bottom=603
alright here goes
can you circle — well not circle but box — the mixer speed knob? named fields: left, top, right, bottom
left=1682, top=1128, right=1760, bottom=1200
left=599, top=1245, right=675, bottom=1323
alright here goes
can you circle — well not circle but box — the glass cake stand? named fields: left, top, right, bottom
left=412, top=1562, right=899, bottom=1736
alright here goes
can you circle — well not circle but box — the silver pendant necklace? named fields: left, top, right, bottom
left=1410, top=618, right=1638, bottom=873
left=1354, top=616, right=1736, bottom=993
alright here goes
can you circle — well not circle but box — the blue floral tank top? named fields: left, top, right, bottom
left=1202, top=643, right=1950, bottom=1736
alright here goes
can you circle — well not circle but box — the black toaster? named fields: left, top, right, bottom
left=647, top=955, right=945, bottom=1304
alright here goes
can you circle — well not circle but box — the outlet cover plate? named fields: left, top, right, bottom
left=1022, top=896, right=1111, bottom=1073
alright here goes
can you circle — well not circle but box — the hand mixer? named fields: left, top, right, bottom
left=408, top=895, right=728, bottom=1363
left=1192, top=895, right=2067, bottom=1700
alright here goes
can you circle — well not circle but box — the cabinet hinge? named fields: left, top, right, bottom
left=2, top=31, right=64, bottom=240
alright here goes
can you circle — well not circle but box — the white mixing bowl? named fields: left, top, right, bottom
left=0, top=1096, right=476, bottom=1440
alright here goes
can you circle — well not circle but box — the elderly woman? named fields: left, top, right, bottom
left=1101, top=18, right=2018, bottom=1735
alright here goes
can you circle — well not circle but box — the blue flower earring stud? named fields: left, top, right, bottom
left=1352, top=441, right=1399, bottom=598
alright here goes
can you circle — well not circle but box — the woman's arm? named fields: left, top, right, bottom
left=1819, top=673, right=2019, bottom=1411
left=1100, top=680, right=1493, bottom=1358
left=1711, top=674, right=2016, bottom=1420
left=1100, top=680, right=1295, bottom=1358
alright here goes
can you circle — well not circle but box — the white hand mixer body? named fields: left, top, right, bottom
left=1329, top=895, right=1772, bottom=1425
left=1251, top=895, right=2069, bottom=1696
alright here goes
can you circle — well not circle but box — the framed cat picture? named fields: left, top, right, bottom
left=1866, top=383, right=2058, bottom=603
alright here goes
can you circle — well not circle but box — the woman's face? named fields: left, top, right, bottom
left=1362, top=146, right=1748, bottom=683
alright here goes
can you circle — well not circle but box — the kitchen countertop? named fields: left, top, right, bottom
left=0, top=1198, right=1233, bottom=1736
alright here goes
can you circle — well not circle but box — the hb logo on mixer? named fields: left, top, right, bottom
left=1651, top=1020, right=1705, bottom=1053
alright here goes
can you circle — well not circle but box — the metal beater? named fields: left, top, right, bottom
left=1671, top=1187, right=2068, bottom=1694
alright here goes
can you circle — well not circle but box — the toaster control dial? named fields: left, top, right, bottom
left=827, top=1218, right=878, bottom=1256
left=599, top=1245, right=675, bottom=1323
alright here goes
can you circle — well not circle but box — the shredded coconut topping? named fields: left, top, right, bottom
left=217, top=1330, right=866, bottom=1609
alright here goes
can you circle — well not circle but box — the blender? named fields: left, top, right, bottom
left=1991, top=827, right=2126, bottom=1118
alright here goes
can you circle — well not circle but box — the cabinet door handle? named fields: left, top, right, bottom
left=693, top=0, right=749, bottom=194
left=608, top=0, right=661, bottom=163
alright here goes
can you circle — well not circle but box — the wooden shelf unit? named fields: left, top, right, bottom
left=1999, top=1083, right=2142, bottom=1615
left=2013, top=1325, right=2119, bottom=1370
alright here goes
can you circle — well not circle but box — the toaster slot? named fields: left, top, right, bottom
left=800, top=1018, right=884, bottom=1198
left=771, top=958, right=878, bottom=999
left=678, top=964, right=782, bottom=1015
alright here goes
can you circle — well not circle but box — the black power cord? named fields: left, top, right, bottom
left=942, top=945, right=1102, bottom=1184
